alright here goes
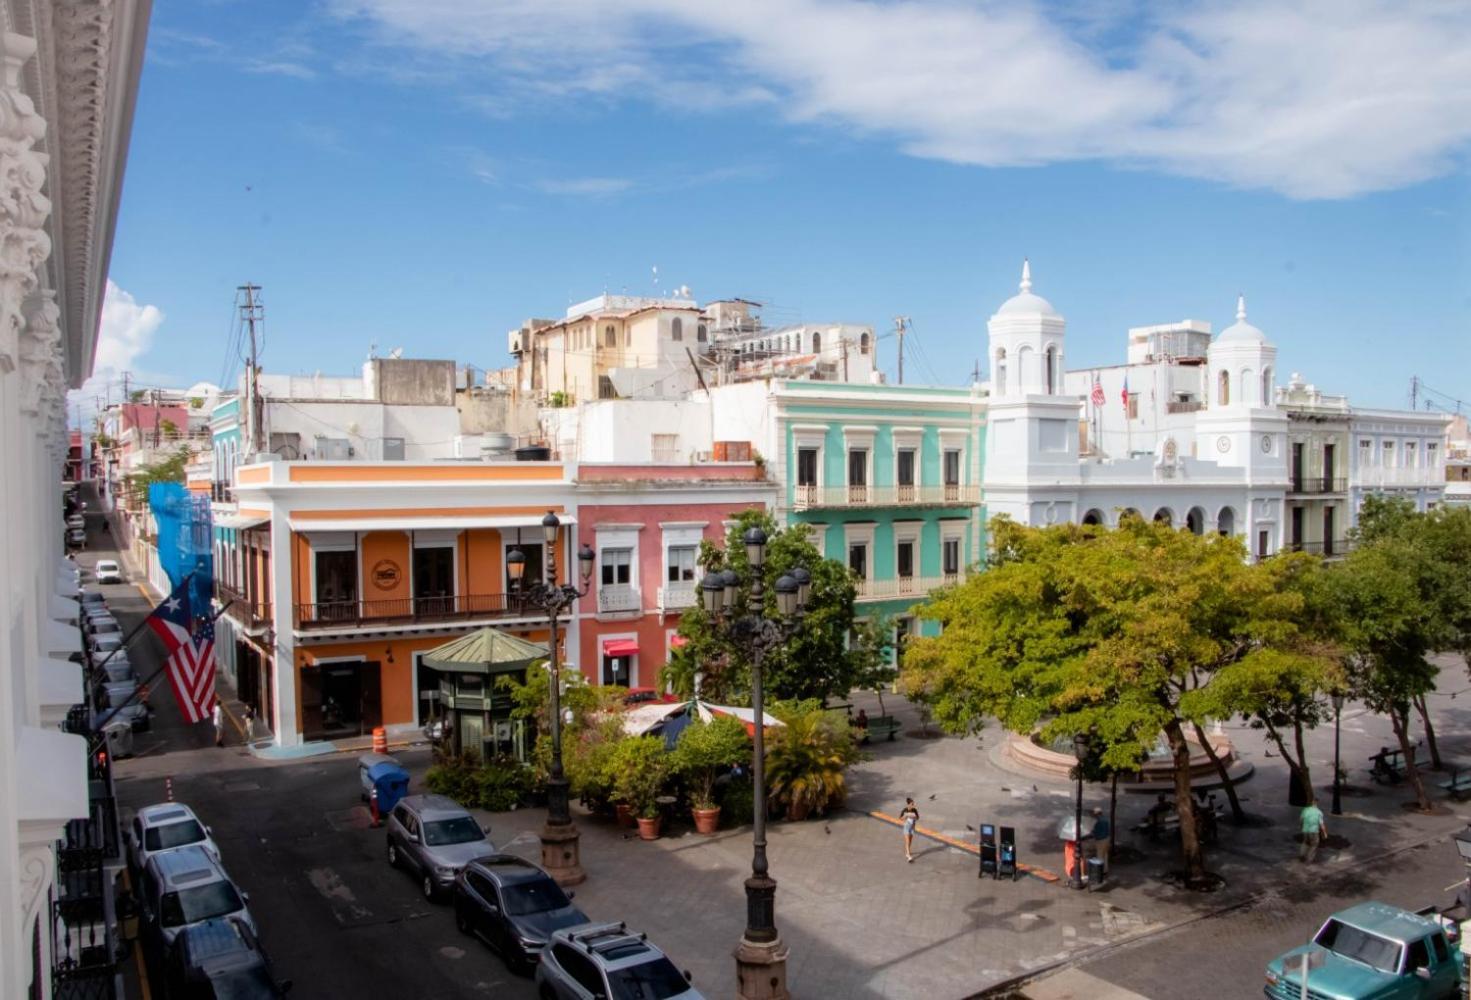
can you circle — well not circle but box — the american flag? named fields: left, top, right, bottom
left=1090, top=374, right=1105, bottom=407
left=146, top=580, right=217, bottom=725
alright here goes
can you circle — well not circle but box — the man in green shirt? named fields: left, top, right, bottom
left=1300, top=802, right=1327, bottom=863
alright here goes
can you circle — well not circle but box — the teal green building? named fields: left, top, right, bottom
left=763, top=380, right=987, bottom=647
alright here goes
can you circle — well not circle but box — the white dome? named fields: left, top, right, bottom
left=1216, top=295, right=1267, bottom=345
left=994, top=260, right=1060, bottom=319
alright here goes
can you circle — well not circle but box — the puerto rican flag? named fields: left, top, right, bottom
left=146, top=579, right=217, bottom=725
left=1121, top=373, right=1130, bottom=410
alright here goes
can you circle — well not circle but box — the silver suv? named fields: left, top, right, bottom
left=385, top=794, right=494, bottom=901
left=536, top=922, right=703, bottom=1000
left=138, top=844, right=255, bottom=951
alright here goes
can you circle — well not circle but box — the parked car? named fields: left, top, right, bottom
left=94, top=682, right=150, bottom=732
left=78, top=590, right=107, bottom=607
left=65, top=528, right=86, bottom=548
left=164, top=916, right=292, bottom=999
left=95, top=559, right=123, bottom=584
left=85, top=617, right=122, bottom=642
left=130, top=803, right=221, bottom=874
left=1265, top=902, right=1464, bottom=999
left=66, top=514, right=85, bottom=529
left=537, top=922, right=702, bottom=1000
left=89, top=635, right=132, bottom=671
left=384, top=794, right=495, bottom=901
left=452, top=855, right=589, bottom=972
left=138, top=845, right=255, bottom=953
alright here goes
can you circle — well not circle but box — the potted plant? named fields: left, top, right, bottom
left=612, top=736, right=670, bottom=840
left=672, top=715, right=751, bottom=834
left=765, top=708, right=860, bottom=821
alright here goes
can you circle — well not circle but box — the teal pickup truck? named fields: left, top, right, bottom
left=1265, top=902, right=1464, bottom=999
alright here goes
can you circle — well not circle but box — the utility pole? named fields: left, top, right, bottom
left=840, top=338, right=849, bottom=382
left=121, top=370, right=131, bottom=404
left=152, top=388, right=161, bottom=448
left=970, top=359, right=981, bottom=385
left=1410, top=375, right=1418, bottom=411
left=239, top=283, right=263, bottom=457
left=894, top=316, right=909, bottom=385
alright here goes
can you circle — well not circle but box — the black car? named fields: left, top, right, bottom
left=164, top=916, right=291, bottom=999
left=452, top=855, right=589, bottom=973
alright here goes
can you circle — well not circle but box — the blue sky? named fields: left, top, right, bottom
left=87, top=0, right=1471, bottom=416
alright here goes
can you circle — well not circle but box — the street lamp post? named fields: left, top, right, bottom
left=1071, top=732, right=1090, bottom=890
left=507, top=511, right=595, bottom=887
left=701, top=528, right=809, bottom=1000
left=1330, top=691, right=1345, bottom=816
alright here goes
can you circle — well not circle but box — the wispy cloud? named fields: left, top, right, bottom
left=245, top=59, right=317, bottom=80
left=533, top=177, right=635, bottom=197
left=326, top=0, right=1471, bottom=199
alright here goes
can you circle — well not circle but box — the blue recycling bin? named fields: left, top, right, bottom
left=367, top=761, right=410, bottom=816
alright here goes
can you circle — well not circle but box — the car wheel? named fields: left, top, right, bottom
left=422, top=874, right=437, bottom=901
left=386, top=840, right=399, bottom=868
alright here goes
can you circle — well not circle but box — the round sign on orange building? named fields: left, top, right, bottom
left=371, top=559, right=402, bottom=591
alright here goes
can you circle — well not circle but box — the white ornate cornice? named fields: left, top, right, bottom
left=0, top=30, right=51, bottom=373
left=19, top=286, right=61, bottom=413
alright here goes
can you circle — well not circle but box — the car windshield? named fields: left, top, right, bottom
left=502, top=877, right=571, bottom=915
left=422, top=817, right=483, bottom=846
left=202, top=965, right=276, bottom=1000
left=160, top=882, right=243, bottom=928
left=97, top=563, right=118, bottom=572
left=146, top=820, right=206, bottom=852
left=1314, top=919, right=1404, bottom=974
left=606, top=956, right=690, bottom=1000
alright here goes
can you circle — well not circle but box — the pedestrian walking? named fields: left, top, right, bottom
left=1299, top=800, right=1327, bottom=863
left=900, top=797, right=920, bottom=862
left=242, top=705, right=256, bottom=742
left=1090, top=806, right=1111, bottom=873
left=212, top=701, right=224, bottom=747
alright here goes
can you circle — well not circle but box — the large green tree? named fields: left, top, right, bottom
left=661, top=509, right=874, bottom=705
left=904, top=516, right=1329, bottom=884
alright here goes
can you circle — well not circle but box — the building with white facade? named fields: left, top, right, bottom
left=1445, top=415, right=1470, bottom=509
left=0, top=3, right=151, bottom=996
left=1347, top=407, right=1449, bottom=523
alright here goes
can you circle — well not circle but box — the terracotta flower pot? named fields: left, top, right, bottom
left=636, top=815, right=662, bottom=841
left=787, top=800, right=812, bottom=822
left=615, top=803, right=636, bottom=829
left=692, top=806, right=721, bottom=835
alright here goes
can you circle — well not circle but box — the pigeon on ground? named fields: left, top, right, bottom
left=824, top=825, right=831, bottom=835
left=928, top=794, right=937, bottom=800
left=965, top=823, right=975, bottom=832
left=1032, top=785, right=1038, bottom=792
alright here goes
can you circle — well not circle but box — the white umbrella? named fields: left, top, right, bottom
left=1057, top=815, right=1096, bottom=841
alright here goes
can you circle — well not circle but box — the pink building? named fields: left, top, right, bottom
left=573, top=464, right=777, bottom=689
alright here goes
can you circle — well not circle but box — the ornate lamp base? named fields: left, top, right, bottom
left=539, top=822, right=585, bottom=886
left=735, top=935, right=790, bottom=1000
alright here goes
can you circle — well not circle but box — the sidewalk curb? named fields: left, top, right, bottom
left=867, top=809, right=1061, bottom=882
left=977, top=825, right=1464, bottom=999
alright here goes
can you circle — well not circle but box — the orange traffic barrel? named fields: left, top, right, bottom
left=372, top=726, right=387, bottom=754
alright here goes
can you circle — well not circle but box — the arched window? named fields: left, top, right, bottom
left=1081, top=509, right=1104, bottom=526
left=604, top=325, right=616, bottom=348
left=995, top=348, right=1007, bottom=396
left=1153, top=508, right=1174, bottom=527
left=697, top=324, right=707, bottom=343
left=860, top=332, right=871, bottom=355
left=1217, top=369, right=1230, bottom=406
left=812, top=331, right=822, bottom=353
left=1217, top=506, right=1236, bottom=536
left=671, top=318, right=683, bottom=341
left=1261, top=367, right=1273, bottom=404
left=1118, top=508, right=1143, bottom=524
left=1186, top=507, right=1206, bottom=535
left=1044, top=346, right=1057, bottom=394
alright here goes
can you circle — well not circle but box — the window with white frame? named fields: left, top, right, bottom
left=1428, top=442, right=1439, bottom=467
left=844, top=522, right=875, bottom=589
left=667, top=545, right=697, bottom=583
left=848, top=541, right=868, bottom=579
left=1405, top=441, right=1418, bottom=468
left=601, top=548, right=633, bottom=586
left=1383, top=441, right=1396, bottom=466
left=797, top=447, right=819, bottom=487
left=896, top=540, right=914, bottom=579
left=942, top=535, right=962, bottom=578
left=1359, top=439, right=1372, bottom=467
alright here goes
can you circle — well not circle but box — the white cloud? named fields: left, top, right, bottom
left=327, top=0, right=1471, bottom=199
left=534, top=176, right=635, bottom=196
left=70, top=281, right=166, bottom=418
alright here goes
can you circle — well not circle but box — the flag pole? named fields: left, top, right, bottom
left=87, top=585, right=230, bottom=751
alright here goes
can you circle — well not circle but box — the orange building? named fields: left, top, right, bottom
left=220, top=459, right=580, bottom=748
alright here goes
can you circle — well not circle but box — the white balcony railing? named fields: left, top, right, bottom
left=659, top=581, right=698, bottom=611
left=853, top=572, right=966, bottom=602
left=597, top=584, right=641, bottom=614
left=793, top=483, right=981, bottom=510
left=1355, top=467, right=1444, bottom=488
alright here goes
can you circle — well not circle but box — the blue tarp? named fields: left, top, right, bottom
left=148, top=482, right=212, bottom=618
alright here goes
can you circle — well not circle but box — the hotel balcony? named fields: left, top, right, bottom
left=793, top=483, right=981, bottom=511
left=658, top=581, right=698, bottom=612
left=597, top=584, right=642, bottom=619
left=294, top=593, right=552, bottom=631
left=1288, top=476, right=1348, bottom=495
left=215, top=581, right=272, bottom=634
left=1286, top=539, right=1352, bottom=559
left=854, top=572, right=965, bottom=603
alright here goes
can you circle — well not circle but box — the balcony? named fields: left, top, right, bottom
left=659, top=581, right=698, bottom=612
left=215, top=581, right=272, bottom=633
left=1288, top=476, right=1347, bottom=494
left=52, top=720, right=123, bottom=999
left=1356, top=467, right=1443, bottom=488
left=1287, top=539, right=1351, bottom=558
left=597, top=584, right=642, bottom=617
left=794, top=483, right=981, bottom=510
left=294, top=593, right=550, bottom=631
left=854, top=573, right=965, bottom=602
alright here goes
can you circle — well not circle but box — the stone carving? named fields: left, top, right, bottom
left=20, top=288, right=62, bottom=415
left=0, top=32, right=51, bottom=374
left=17, top=843, right=51, bottom=938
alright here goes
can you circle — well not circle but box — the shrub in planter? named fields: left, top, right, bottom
left=672, top=716, right=750, bottom=833
left=765, top=708, right=860, bottom=820
left=611, top=735, right=670, bottom=822
left=473, top=755, right=535, bottom=812
left=565, top=716, right=627, bottom=815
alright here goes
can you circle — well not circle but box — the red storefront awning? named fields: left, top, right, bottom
left=602, top=638, right=639, bottom=658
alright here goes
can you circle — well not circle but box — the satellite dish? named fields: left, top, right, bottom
left=388, top=347, right=404, bottom=359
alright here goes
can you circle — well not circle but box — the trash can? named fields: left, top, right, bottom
left=1086, top=856, right=1106, bottom=889
left=101, top=719, right=133, bottom=759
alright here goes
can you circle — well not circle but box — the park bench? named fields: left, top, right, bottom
left=1131, top=800, right=1223, bottom=842
left=861, top=716, right=902, bottom=743
left=1369, top=743, right=1422, bottom=785
left=1438, top=767, right=1471, bottom=801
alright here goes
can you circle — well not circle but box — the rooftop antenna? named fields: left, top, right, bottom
left=367, top=341, right=378, bottom=360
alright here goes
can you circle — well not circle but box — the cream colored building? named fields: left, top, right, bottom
left=0, top=3, right=151, bottom=997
